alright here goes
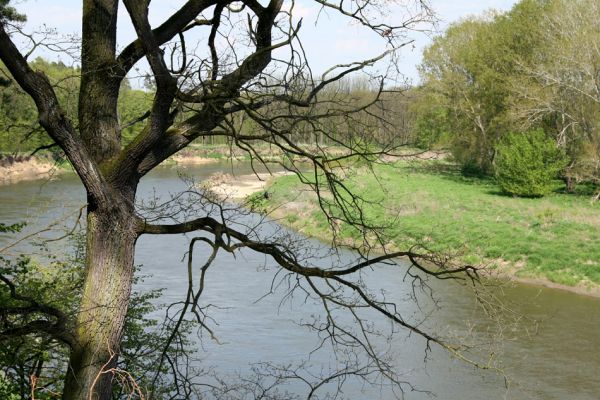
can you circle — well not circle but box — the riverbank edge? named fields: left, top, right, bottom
left=2, top=146, right=440, bottom=185
left=4, top=157, right=598, bottom=298
left=0, top=153, right=228, bottom=185
left=213, top=172, right=600, bottom=299
left=0, top=157, right=68, bottom=185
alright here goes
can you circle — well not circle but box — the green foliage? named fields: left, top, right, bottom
left=416, top=0, right=551, bottom=174
left=494, top=129, right=567, bottom=197
left=0, top=222, right=25, bottom=233
left=0, top=58, right=80, bottom=155
left=415, top=0, right=600, bottom=196
left=0, top=375, right=19, bottom=400
left=411, top=101, right=451, bottom=149
left=0, top=253, right=82, bottom=399
left=0, top=0, right=26, bottom=23
left=0, top=235, right=186, bottom=399
left=0, top=58, right=151, bottom=154
left=264, top=160, right=600, bottom=286
left=246, top=190, right=269, bottom=214
left=118, top=83, right=153, bottom=145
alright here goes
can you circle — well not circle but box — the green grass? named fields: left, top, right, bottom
left=264, top=160, right=600, bottom=287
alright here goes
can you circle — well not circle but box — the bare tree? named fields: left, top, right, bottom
left=0, top=1, right=497, bottom=399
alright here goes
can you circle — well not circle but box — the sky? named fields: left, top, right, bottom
left=11, top=0, right=519, bottom=85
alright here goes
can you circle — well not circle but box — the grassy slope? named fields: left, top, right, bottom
left=263, top=161, right=600, bottom=287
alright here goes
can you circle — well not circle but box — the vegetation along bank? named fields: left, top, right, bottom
left=246, top=160, right=600, bottom=296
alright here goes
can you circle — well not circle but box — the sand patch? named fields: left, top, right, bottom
left=204, top=171, right=292, bottom=200
left=170, top=154, right=221, bottom=165
left=0, top=157, right=61, bottom=184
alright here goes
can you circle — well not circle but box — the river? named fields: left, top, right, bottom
left=1, top=162, right=599, bottom=399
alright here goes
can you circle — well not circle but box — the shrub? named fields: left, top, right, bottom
left=461, top=160, right=487, bottom=178
left=494, top=129, right=567, bottom=197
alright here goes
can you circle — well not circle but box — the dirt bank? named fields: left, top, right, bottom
left=204, top=171, right=292, bottom=200
left=0, top=156, right=62, bottom=184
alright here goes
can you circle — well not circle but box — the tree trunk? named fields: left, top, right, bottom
left=62, top=204, right=139, bottom=400
left=564, top=175, right=576, bottom=193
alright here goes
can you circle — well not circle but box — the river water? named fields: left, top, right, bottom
left=1, top=162, right=599, bottom=399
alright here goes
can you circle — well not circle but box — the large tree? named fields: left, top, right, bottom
left=0, top=1, right=485, bottom=399
left=509, top=0, right=600, bottom=195
left=416, top=0, right=550, bottom=173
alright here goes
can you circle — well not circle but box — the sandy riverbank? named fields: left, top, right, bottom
left=0, top=157, right=63, bottom=185
left=204, top=171, right=292, bottom=200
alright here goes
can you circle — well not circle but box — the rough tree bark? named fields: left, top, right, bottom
left=62, top=194, right=139, bottom=399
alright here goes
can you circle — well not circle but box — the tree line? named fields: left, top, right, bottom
left=413, top=0, right=600, bottom=198
left=1, top=61, right=416, bottom=157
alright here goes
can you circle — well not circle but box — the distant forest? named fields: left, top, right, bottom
left=1, top=0, right=599, bottom=196
left=0, top=58, right=152, bottom=155
left=0, top=59, right=414, bottom=155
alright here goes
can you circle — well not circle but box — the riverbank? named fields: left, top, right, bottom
left=229, top=160, right=600, bottom=297
left=0, top=150, right=225, bottom=185
left=6, top=152, right=599, bottom=297
left=0, top=156, right=64, bottom=184
left=1, top=145, right=431, bottom=184
left=0, top=144, right=287, bottom=184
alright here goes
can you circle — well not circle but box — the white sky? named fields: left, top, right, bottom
left=11, top=0, right=518, bottom=85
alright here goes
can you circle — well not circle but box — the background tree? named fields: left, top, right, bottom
left=0, top=1, right=489, bottom=399
left=509, top=0, right=600, bottom=195
left=415, top=0, right=600, bottom=196
left=416, top=0, right=551, bottom=173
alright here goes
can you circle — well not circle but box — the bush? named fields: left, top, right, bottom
left=494, top=129, right=567, bottom=197
left=461, top=160, right=487, bottom=178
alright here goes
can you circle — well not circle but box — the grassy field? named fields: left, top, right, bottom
left=261, top=160, right=600, bottom=287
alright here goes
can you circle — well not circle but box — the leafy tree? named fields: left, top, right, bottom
left=417, top=0, right=600, bottom=196
left=0, top=1, right=484, bottom=399
left=494, top=129, right=567, bottom=197
left=417, top=0, right=550, bottom=173
left=509, top=0, right=600, bottom=195
left=418, top=17, right=507, bottom=172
